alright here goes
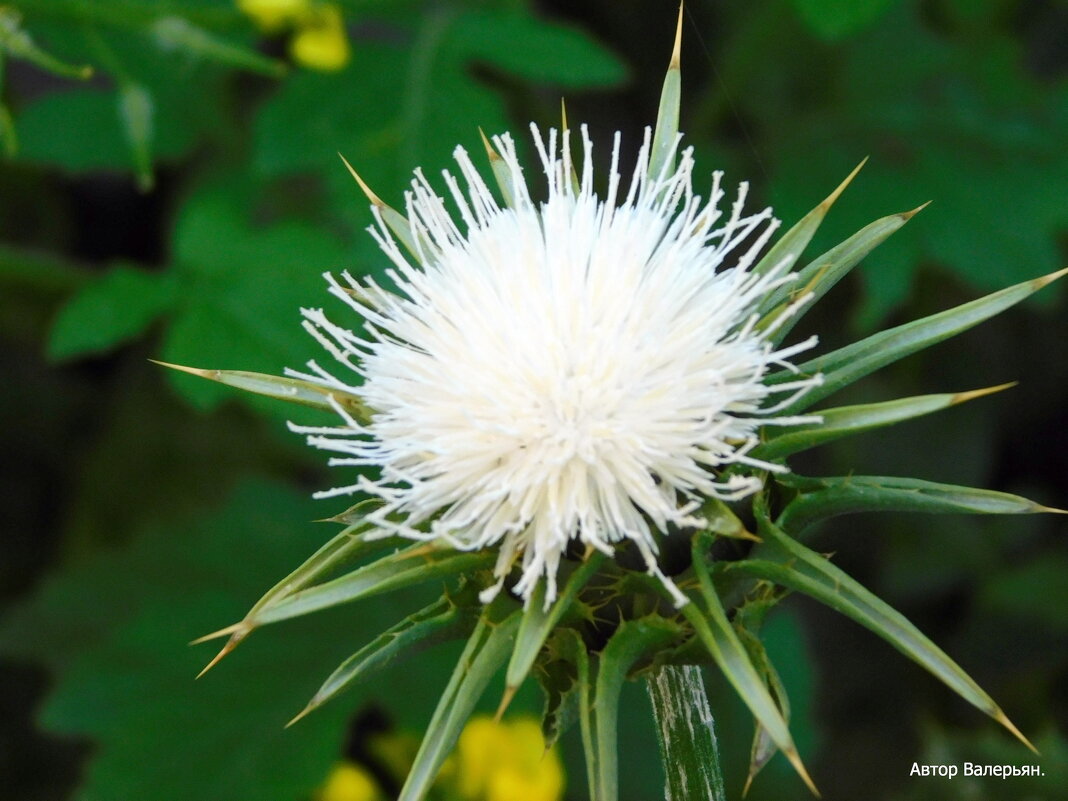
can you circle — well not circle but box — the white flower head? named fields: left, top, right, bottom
left=289, top=124, right=822, bottom=608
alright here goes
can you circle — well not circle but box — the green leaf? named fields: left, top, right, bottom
left=154, top=363, right=371, bottom=421
left=192, top=506, right=396, bottom=672
left=754, top=385, right=1010, bottom=462
left=731, top=514, right=1034, bottom=750
left=753, top=158, right=866, bottom=279
left=549, top=627, right=596, bottom=800
left=765, top=268, right=1068, bottom=412
left=292, top=593, right=480, bottom=724
left=0, top=479, right=457, bottom=801
left=777, top=474, right=1057, bottom=534
left=594, top=616, right=684, bottom=801
left=503, top=553, right=605, bottom=698
left=47, top=263, right=174, bottom=360
left=244, top=544, right=496, bottom=629
left=791, top=0, right=900, bottom=40
left=760, top=205, right=922, bottom=344
left=731, top=598, right=793, bottom=789
left=398, top=609, right=521, bottom=801
left=152, top=16, right=286, bottom=77
left=537, top=655, right=579, bottom=750
left=681, top=532, right=818, bottom=795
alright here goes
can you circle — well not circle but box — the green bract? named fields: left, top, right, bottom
left=182, top=11, right=1060, bottom=800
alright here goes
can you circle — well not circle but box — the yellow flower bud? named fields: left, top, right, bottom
left=236, top=0, right=310, bottom=33
left=289, top=4, right=350, bottom=72
left=318, top=762, right=381, bottom=801
left=453, top=716, right=564, bottom=801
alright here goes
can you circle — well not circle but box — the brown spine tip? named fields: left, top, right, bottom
left=494, top=685, right=518, bottom=722
left=149, top=359, right=214, bottom=379
left=189, top=621, right=245, bottom=645
left=901, top=200, right=933, bottom=219
left=819, top=156, right=868, bottom=212
left=338, top=153, right=386, bottom=207
left=1037, top=505, right=1068, bottom=515
left=285, top=702, right=317, bottom=728
left=670, top=4, right=684, bottom=70
left=995, top=709, right=1039, bottom=755
left=785, top=748, right=821, bottom=797
left=560, top=98, right=569, bottom=133
left=951, top=382, right=1017, bottom=405
left=195, top=634, right=242, bottom=679
left=741, top=772, right=755, bottom=797
left=478, top=127, right=501, bottom=163
left=1032, top=265, right=1068, bottom=290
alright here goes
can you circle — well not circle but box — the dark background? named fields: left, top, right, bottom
left=1, top=1, right=1066, bottom=799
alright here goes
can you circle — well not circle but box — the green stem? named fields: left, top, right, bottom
left=646, top=664, right=727, bottom=801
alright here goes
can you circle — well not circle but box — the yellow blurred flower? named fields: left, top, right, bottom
left=289, top=4, right=350, bottom=72
left=237, top=0, right=310, bottom=33
left=318, top=762, right=382, bottom=801
left=455, top=716, right=565, bottom=801
left=237, top=0, right=351, bottom=71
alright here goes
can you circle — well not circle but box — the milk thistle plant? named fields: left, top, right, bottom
left=179, top=10, right=1063, bottom=800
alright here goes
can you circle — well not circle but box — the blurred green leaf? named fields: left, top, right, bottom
left=0, top=7, right=93, bottom=79
left=160, top=180, right=350, bottom=411
left=892, top=726, right=1068, bottom=801
left=978, top=555, right=1068, bottom=632
left=47, top=263, right=174, bottom=360
left=791, top=0, right=899, bottom=39
left=446, top=9, right=627, bottom=88
left=14, top=20, right=227, bottom=176
left=152, top=16, right=286, bottom=77
left=0, top=479, right=456, bottom=801
left=768, top=3, right=1068, bottom=326
left=18, top=89, right=140, bottom=172
left=255, top=8, right=625, bottom=216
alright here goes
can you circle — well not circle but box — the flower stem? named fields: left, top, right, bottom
left=646, top=664, right=727, bottom=801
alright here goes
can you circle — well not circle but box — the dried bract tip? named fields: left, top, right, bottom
left=338, top=153, right=386, bottom=207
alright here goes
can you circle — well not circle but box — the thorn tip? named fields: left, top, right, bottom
left=495, top=685, right=518, bottom=722
left=819, top=157, right=868, bottom=212
left=286, top=702, right=316, bottom=728
left=902, top=200, right=933, bottom=219
left=338, top=153, right=385, bottom=207
left=670, top=4, right=684, bottom=70
left=1033, top=266, right=1068, bottom=289
left=951, top=382, right=1017, bottom=405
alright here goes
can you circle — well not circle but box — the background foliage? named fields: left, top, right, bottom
left=1, top=1, right=1065, bottom=800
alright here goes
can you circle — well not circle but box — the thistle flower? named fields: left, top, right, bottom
left=181, top=10, right=1063, bottom=800
left=287, top=122, right=822, bottom=609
